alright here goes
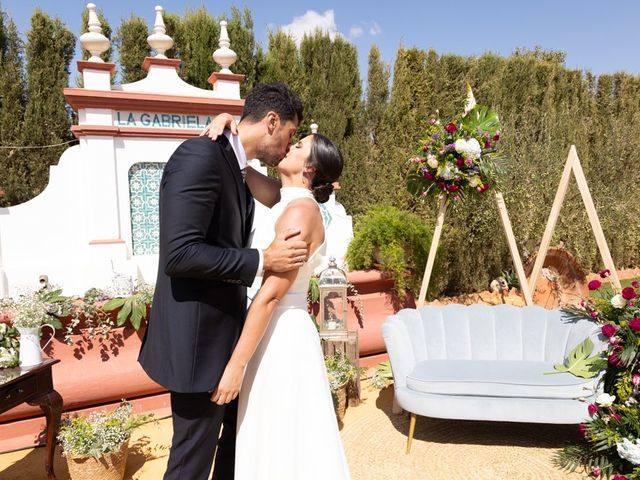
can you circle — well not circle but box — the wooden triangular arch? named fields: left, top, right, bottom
left=416, top=145, right=620, bottom=307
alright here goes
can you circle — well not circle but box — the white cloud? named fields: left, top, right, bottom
left=369, top=21, right=382, bottom=36
left=349, top=25, right=364, bottom=38
left=280, top=10, right=338, bottom=46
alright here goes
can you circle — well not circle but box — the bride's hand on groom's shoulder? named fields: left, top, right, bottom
left=211, top=362, right=245, bottom=405
left=200, top=112, right=238, bottom=140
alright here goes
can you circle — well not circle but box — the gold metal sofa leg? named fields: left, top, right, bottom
left=406, top=412, right=416, bottom=454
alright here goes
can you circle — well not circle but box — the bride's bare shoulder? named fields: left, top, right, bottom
left=275, top=198, right=322, bottom=239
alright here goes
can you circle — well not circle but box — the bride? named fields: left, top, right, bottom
left=206, top=115, right=351, bottom=479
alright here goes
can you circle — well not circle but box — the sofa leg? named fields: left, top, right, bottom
left=406, top=413, right=416, bottom=454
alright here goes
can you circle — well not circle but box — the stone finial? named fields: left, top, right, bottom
left=147, top=5, right=174, bottom=59
left=310, top=122, right=319, bottom=134
left=79, top=3, right=110, bottom=62
left=212, top=20, right=237, bottom=74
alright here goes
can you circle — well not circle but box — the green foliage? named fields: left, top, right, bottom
left=371, top=361, right=393, bottom=389
left=58, top=400, right=150, bottom=458
left=547, top=338, right=607, bottom=378
left=260, top=30, right=306, bottom=100
left=0, top=323, right=20, bottom=368
left=114, top=15, right=149, bottom=84
left=101, top=285, right=152, bottom=331
left=176, top=8, right=219, bottom=89
left=324, top=350, right=361, bottom=392
left=345, top=205, right=436, bottom=298
left=224, top=6, right=257, bottom=96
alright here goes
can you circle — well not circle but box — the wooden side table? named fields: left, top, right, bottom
left=0, top=358, right=63, bottom=480
left=320, top=330, right=360, bottom=406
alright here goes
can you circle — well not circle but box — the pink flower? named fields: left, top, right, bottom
left=598, top=268, right=611, bottom=278
left=580, top=299, right=588, bottom=308
left=444, top=122, right=457, bottom=133
left=610, top=336, right=620, bottom=346
left=613, top=475, right=628, bottom=480
left=591, top=466, right=601, bottom=477
left=621, top=287, right=637, bottom=300
left=601, top=324, right=617, bottom=338
left=590, top=310, right=599, bottom=318
left=610, top=411, right=621, bottom=421
left=632, top=374, right=640, bottom=386
left=429, top=118, right=438, bottom=125
left=587, top=403, right=598, bottom=415
left=608, top=351, right=622, bottom=367
left=588, top=279, right=602, bottom=290
left=630, top=317, right=640, bottom=332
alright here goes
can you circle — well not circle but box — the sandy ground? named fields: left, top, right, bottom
left=0, top=380, right=589, bottom=480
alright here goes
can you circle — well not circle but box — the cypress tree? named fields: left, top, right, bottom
left=259, top=30, right=306, bottom=97
left=0, top=14, right=27, bottom=206
left=365, top=44, right=389, bottom=146
left=178, top=8, right=218, bottom=89
left=115, top=15, right=149, bottom=84
left=224, top=6, right=257, bottom=96
left=20, top=9, right=75, bottom=201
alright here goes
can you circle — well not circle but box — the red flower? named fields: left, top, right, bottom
left=591, top=466, right=602, bottom=477
left=578, top=423, right=587, bottom=436
left=598, top=269, right=611, bottom=278
left=445, top=122, right=457, bottom=133
left=587, top=403, right=598, bottom=415
left=492, top=133, right=500, bottom=141
left=455, top=157, right=465, bottom=168
left=437, top=182, right=446, bottom=191
left=588, top=279, right=602, bottom=290
left=422, top=170, right=435, bottom=181
left=447, top=184, right=461, bottom=192
left=590, top=310, right=599, bottom=318
left=610, top=411, right=621, bottom=421
left=622, top=287, right=637, bottom=300
left=629, top=317, right=640, bottom=332
left=601, top=324, right=617, bottom=338
left=632, top=281, right=640, bottom=288
left=613, top=475, right=628, bottom=480
left=608, top=350, right=622, bottom=367
left=484, top=140, right=492, bottom=149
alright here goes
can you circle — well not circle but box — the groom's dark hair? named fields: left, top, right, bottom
left=241, top=82, right=303, bottom=125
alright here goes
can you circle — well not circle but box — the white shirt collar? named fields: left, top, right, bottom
left=224, top=130, right=248, bottom=172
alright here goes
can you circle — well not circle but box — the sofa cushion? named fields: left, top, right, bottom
left=406, top=359, right=597, bottom=399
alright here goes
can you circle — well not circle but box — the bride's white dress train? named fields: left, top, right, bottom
left=235, top=187, right=351, bottom=480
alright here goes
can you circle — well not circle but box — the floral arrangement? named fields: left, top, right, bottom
left=0, top=280, right=153, bottom=345
left=0, top=323, right=20, bottom=368
left=58, top=400, right=149, bottom=458
left=555, top=269, right=640, bottom=479
left=407, top=85, right=506, bottom=203
left=325, top=351, right=361, bottom=392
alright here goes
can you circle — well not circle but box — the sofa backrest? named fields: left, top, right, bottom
left=383, top=304, right=604, bottom=365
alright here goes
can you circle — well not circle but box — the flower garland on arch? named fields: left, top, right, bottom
left=407, top=85, right=507, bottom=204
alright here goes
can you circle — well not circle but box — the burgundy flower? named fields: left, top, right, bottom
left=444, top=122, right=457, bottom=133
left=447, top=184, right=460, bottom=192
left=478, top=183, right=490, bottom=193
left=578, top=422, right=587, bottom=436
left=608, top=350, right=622, bottom=367
left=613, top=475, right=628, bottom=480
left=632, top=374, right=640, bottom=386
left=610, top=411, right=621, bottom=421
left=492, top=133, right=500, bottom=141
left=587, top=403, right=598, bottom=415
left=601, top=324, right=617, bottom=338
left=484, top=140, right=492, bottom=149
left=622, top=287, right=637, bottom=300
left=455, top=157, right=465, bottom=168
left=630, top=317, right=640, bottom=332
left=437, top=182, right=446, bottom=191
left=422, top=169, right=435, bottom=181
left=588, top=279, right=602, bottom=290
left=633, top=281, right=640, bottom=288
left=599, top=269, right=611, bottom=278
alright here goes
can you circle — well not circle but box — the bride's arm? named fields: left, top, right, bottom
left=202, top=112, right=282, bottom=208
left=211, top=201, right=318, bottom=405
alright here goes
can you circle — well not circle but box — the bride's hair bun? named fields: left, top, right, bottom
left=312, top=182, right=334, bottom=203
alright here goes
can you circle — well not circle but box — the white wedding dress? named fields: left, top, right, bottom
left=235, top=187, right=351, bottom=480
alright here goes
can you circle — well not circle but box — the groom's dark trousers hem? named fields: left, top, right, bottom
left=164, top=391, right=237, bottom=480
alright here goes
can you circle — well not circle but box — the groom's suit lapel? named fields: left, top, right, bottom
left=218, top=136, right=247, bottom=241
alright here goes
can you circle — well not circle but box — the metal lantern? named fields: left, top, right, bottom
left=318, top=257, right=348, bottom=334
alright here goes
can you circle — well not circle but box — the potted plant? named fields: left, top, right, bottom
left=325, top=351, right=361, bottom=420
left=345, top=204, right=437, bottom=299
left=57, top=400, right=149, bottom=480
left=0, top=289, right=60, bottom=366
left=0, top=323, right=20, bottom=368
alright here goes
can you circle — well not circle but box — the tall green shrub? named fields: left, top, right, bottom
left=115, top=15, right=149, bottom=84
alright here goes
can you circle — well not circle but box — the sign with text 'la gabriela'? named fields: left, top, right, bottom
left=115, top=111, right=215, bottom=129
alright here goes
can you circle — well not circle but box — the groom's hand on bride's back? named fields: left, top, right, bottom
left=263, top=228, right=308, bottom=272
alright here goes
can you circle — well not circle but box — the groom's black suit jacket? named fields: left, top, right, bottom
left=139, top=134, right=258, bottom=393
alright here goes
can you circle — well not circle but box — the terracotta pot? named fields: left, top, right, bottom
left=65, top=440, right=129, bottom=480
left=346, top=270, right=415, bottom=358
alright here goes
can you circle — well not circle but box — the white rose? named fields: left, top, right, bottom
left=427, top=154, right=438, bottom=169
left=595, top=393, right=616, bottom=408
left=617, top=437, right=640, bottom=465
left=610, top=294, right=626, bottom=309
left=454, top=139, right=467, bottom=154
left=465, top=138, right=482, bottom=159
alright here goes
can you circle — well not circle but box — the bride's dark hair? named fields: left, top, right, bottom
left=307, top=134, right=344, bottom=203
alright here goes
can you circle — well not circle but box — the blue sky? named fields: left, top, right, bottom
left=2, top=0, right=640, bottom=88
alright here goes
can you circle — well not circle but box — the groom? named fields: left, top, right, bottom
left=139, top=83, right=306, bottom=479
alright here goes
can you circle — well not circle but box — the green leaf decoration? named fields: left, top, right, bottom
left=116, top=298, right=133, bottom=327
left=102, top=297, right=126, bottom=311
left=546, top=338, right=607, bottom=378
left=406, top=171, right=424, bottom=197
left=462, top=105, right=500, bottom=134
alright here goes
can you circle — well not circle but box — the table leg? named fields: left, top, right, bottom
left=28, top=389, right=63, bottom=480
